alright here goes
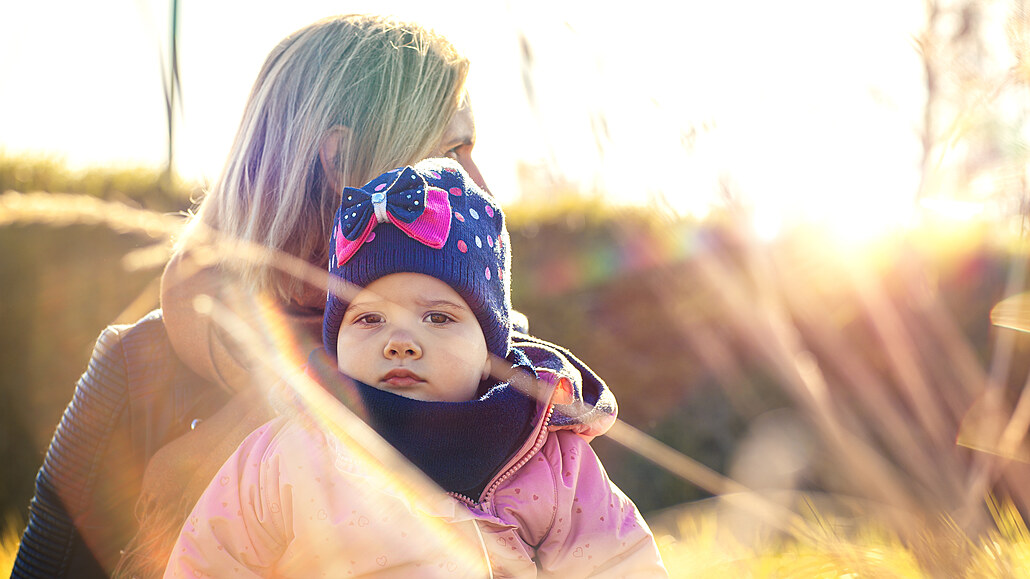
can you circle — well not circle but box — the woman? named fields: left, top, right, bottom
left=12, top=14, right=595, bottom=578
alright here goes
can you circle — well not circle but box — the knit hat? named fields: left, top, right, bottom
left=323, top=157, right=512, bottom=359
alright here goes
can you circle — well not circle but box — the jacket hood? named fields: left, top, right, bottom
left=511, top=332, right=618, bottom=440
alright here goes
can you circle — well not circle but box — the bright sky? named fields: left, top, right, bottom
left=1, top=0, right=932, bottom=238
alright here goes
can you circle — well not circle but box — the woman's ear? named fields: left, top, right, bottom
left=319, top=125, right=352, bottom=193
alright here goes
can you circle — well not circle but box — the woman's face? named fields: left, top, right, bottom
left=434, top=99, right=489, bottom=193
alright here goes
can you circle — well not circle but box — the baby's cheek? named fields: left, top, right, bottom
left=336, top=348, right=375, bottom=384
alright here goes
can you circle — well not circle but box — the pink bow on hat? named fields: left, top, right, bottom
left=334, top=166, right=452, bottom=265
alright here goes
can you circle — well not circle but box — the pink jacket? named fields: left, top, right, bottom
left=164, top=340, right=667, bottom=577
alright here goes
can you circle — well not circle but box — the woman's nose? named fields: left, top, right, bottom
left=384, top=332, right=422, bottom=360
left=457, top=154, right=489, bottom=193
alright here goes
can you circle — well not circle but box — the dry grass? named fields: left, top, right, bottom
left=1, top=514, right=23, bottom=577
left=650, top=494, right=1030, bottom=578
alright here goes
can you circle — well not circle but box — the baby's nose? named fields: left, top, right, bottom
left=384, top=332, right=422, bottom=359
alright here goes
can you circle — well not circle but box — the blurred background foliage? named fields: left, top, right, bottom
left=0, top=155, right=197, bottom=213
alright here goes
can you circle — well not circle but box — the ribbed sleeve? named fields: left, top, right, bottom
left=11, top=310, right=223, bottom=579
left=13, top=319, right=136, bottom=578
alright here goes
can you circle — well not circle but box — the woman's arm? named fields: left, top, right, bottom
left=13, top=322, right=148, bottom=578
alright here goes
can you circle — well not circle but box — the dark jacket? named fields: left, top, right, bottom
left=12, top=310, right=229, bottom=578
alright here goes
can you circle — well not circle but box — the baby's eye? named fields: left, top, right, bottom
left=424, top=312, right=454, bottom=325
left=444, top=147, right=460, bottom=161
left=354, top=313, right=384, bottom=325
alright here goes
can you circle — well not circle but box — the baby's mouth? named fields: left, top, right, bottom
left=382, top=368, right=424, bottom=387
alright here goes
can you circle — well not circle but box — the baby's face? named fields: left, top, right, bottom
left=336, top=272, right=491, bottom=402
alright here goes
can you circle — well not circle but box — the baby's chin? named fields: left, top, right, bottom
left=372, top=382, right=478, bottom=403
left=375, top=383, right=431, bottom=401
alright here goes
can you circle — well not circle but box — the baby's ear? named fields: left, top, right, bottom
left=319, top=125, right=352, bottom=192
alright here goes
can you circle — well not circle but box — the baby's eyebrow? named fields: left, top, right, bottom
left=416, top=298, right=468, bottom=312
left=343, top=299, right=382, bottom=314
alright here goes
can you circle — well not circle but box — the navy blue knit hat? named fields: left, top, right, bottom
left=323, top=157, right=512, bottom=358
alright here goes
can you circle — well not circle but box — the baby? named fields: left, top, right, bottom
left=164, top=158, right=666, bottom=577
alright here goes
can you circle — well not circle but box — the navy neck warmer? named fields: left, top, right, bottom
left=306, top=348, right=537, bottom=500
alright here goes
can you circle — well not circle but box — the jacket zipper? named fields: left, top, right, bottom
left=450, top=404, right=554, bottom=509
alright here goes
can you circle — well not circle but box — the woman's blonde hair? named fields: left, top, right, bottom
left=176, top=14, right=469, bottom=303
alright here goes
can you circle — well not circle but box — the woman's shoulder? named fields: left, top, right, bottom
left=96, top=309, right=167, bottom=343
left=71, top=309, right=177, bottom=408
left=89, top=309, right=176, bottom=371
left=86, top=309, right=221, bottom=437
